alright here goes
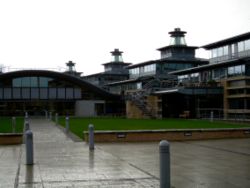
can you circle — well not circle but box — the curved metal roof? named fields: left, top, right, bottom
left=0, top=70, right=120, bottom=99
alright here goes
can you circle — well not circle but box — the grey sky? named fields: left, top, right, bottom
left=0, top=0, right=249, bottom=75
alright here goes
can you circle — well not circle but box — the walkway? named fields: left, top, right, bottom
left=0, top=118, right=249, bottom=187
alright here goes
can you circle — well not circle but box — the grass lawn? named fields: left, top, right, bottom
left=0, top=117, right=24, bottom=133
left=58, top=117, right=250, bottom=139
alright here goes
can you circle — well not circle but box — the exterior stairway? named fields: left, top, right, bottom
left=126, top=90, right=156, bottom=118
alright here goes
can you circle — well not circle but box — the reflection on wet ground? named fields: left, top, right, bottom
left=0, top=119, right=249, bottom=187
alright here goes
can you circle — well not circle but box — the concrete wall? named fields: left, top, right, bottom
left=75, top=100, right=105, bottom=117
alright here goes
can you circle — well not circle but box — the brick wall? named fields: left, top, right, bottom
left=0, top=134, right=23, bottom=145
left=84, top=129, right=250, bottom=142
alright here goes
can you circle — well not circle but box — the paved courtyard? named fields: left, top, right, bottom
left=0, top=119, right=249, bottom=187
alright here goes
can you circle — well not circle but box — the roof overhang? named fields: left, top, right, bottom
left=202, top=32, right=250, bottom=49
left=169, top=57, right=250, bottom=75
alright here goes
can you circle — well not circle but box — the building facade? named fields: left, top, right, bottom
left=119, top=30, right=250, bottom=120
left=83, top=49, right=131, bottom=91
left=1, top=29, right=249, bottom=120
left=170, top=32, right=250, bottom=119
left=0, top=66, right=122, bottom=116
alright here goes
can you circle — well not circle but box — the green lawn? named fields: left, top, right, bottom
left=0, top=117, right=24, bottom=133
left=58, top=117, right=250, bottom=139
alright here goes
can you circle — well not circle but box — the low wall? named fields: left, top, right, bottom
left=0, top=133, right=23, bottom=145
left=84, top=128, right=250, bottom=142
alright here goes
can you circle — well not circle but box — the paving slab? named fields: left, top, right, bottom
left=1, top=118, right=250, bottom=187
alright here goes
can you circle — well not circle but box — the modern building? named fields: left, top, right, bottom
left=1, top=29, right=249, bottom=120
left=116, top=29, right=250, bottom=120
left=0, top=62, right=122, bottom=116
left=83, top=49, right=131, bottom=91
left=170, top=32, right=250, bottom=119
left=107, top=28, right=209, bottom=118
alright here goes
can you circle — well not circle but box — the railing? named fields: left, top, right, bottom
left=0, top=67, right=67, bottom=73
left=197, top=108, right=224, bottom=119
left=209, top=50, right=250, bottom=64
left=177, top=81, right=221, bottom=88
left=126, top=90, right=158, bottom=118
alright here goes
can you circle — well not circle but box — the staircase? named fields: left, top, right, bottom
left=126, top=90, right=157, bottom=118
left=126, top=76, right=177, bottom=118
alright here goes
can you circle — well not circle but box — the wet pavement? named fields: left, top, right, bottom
left=0, top=119, right=249, bottom=187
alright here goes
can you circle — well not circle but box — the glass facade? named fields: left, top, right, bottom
left=210, top=39, right=250, bottom=63
left=177, top=64, right=247, bottom=84
left=129, top=64, right=156, bottom=78
left=13, top=77, right=53, bottom=87
left=227, top=65, right=245, bottom=77
left=169, top=36, right=186, bottom=46
left=0, top=76, right=82, bottom=100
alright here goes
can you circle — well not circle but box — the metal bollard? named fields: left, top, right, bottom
left=49, top=112, right=52, bottom=121
left=159, top=140, right=170, bottom=188
left=210, top=111, right=214, bottom=122
left=25, top=111, right=28, bottom=118
left=25, top=122, right=30, bottom=131
left=25, top=130, right=34, bottom=165
left=89, top=124, right=94, bottom=150
left=65, top=116, right=69, bottom=133
left=24, top=112, right=29, bottom=123
left=55, top=113, right=58, bottom=125
left=12, top=117, right=16, bottom=133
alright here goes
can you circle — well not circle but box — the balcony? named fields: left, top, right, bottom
left=178, top=81, right=221, bottom=88
left=210, top=50, right=250, bottom=64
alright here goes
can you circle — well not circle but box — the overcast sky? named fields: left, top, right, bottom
left=0, top=0, right=250, bottom=75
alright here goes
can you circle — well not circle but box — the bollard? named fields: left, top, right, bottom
left=25, top=130, right=33, bottom=165
left=12, top=117, right=16, bottom=133
left=65, top=116, right=69, bottom=133
left=49, top=112, right=52, bottom=121
left=159, top=140, right=170, bottom=188
left=24, top=112, right=29, bottom=124
left=89, top=124, right=94, bottom=150
left=25, top=111, right=28, bottom=118
left=210, top=111, right=214, bottom=122
left=55, top=113, right=58, bottom=125
left=45, top=111, right=48, bottom=120
left=25, top=122, right=30, bottom=131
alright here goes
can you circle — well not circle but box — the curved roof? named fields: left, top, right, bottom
left=0, top=70, right=120, bottom=99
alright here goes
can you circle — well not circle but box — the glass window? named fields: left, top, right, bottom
left=4, top=88, right=12, bottom=99
left=13, top=78, right=22, bottom=87
left=228, top=67, right=234, bottom=76
left=49, top=88, right=57, bottom=99
left=57, top=88, right=65, bottom=99
left=235, top=65, right=242, bottom=75
left=39, top=77, right=50, bottom=87
left=223, top=46, right=228, bottom=55
left=40, top=88, right=48, bottom=99
left=242, top=65, right=245, bottom=74
left=13, top=88, right=21, bottom=99
left=74, top=88, right=81, bottom=99
left=31, top=88, right=39, bottom=99
left=136, top=82, right=142, bottom=89
left=231, top=44, right=235, bottom=55
left=30, top=77, right=38, bottom=87
left=218, top=47, right=223, bottom=56
left=66, top=88, right=74, bottom=99
left=211, top=48, right=218, bottom=58
left=22, top=77, right=30, bottom=87
left=238, top=41, right=244, bottom=52
left=245, top=39, right=250, bottom=50
left=22, top=88, right=30, bottom=99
